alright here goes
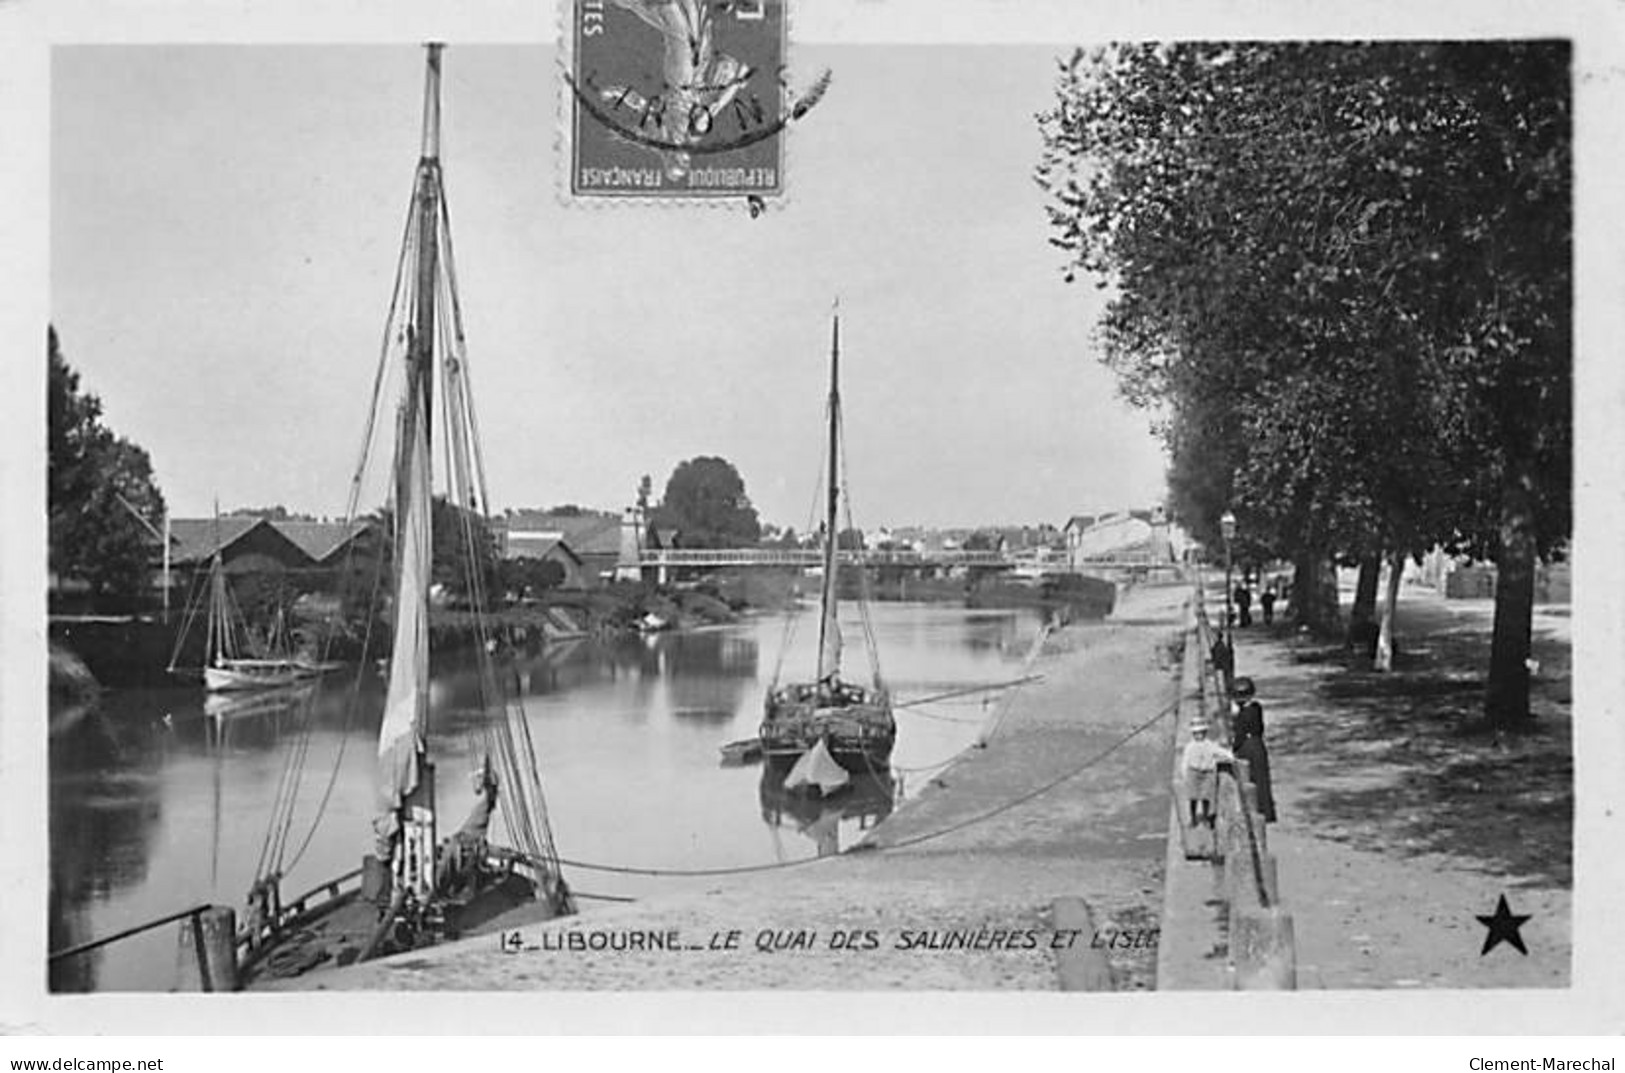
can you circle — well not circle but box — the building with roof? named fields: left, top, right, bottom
left=499, top=510, right=627, bottom=585
left=1062, top=507, right=1176, bottom=568
left=263, top=519, right=374, bottom=568
left=165, top=516, right=376, bottom=580
left=500, top=532, right=588, bottom=590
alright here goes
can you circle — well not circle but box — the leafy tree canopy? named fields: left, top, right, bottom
left=1036, top=41, right=1570, bottom=725
left=652, top=456, right=761, bottom=548
left=48, top=327, right=167, bottom=599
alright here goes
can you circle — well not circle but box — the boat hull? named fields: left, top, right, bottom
left=759, top=689, right=895, bottom=774
left=204, top=660, right=323, bottom=692
left=237, top=848, right=565, bottom=987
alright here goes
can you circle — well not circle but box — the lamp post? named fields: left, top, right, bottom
left=1220, top=510, right=1237, bottom=647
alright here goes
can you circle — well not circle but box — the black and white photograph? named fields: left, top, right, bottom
left=4, top=0, right=1623, bottom=1046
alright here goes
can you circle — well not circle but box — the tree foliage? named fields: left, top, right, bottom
left=48, top=327, right=167, bottom=600
left=497, top=557, right=567, bottom=599
left=652, top=456, right=761, bottom=548
left=368, top=495, right=502, bottom=602
left=1037, top=42, right=1570, bottom=727
left=229, top=505, right=318, bottom=521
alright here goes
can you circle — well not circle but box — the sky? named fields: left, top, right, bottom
left=50, top=42, right=1169, bottom=531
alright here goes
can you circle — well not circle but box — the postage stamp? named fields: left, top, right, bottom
left=567, top=0, right=799, bottom=200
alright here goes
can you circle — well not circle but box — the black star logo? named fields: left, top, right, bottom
left=1476, top=894, right=1531, bottom=956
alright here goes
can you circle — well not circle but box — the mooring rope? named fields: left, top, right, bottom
left=61, top=688, right=1181, bottom=960
left=538, top=691, right=1178, bottom=879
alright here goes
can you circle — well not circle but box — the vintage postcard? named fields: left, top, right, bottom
left=2, top=0, right=1622, bottom=1041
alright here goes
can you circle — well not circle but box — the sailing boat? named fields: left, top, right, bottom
left=759, top=308, right=896, bottom=775
left=228, top=45, right=573, bottom=986
left=168, top=525, right=321, bottom=692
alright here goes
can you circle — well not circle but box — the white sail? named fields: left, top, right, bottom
left=378, top=389, right=431, bottom=809
left=783, top=737, right=850, bottom=795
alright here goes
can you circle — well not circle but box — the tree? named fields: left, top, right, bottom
left=48, top=327, right=167, bottom=601
left=498, top=557, right=566, bottom=599
left=963, top=531, right=1001, bottom=553
left=652, top=456, right=761, bottom=548
left=229, top=505, right=317, bottom=521
left=369, top=496, right=502, bottom=603
left=1037, top=42, right=1570, bottom=727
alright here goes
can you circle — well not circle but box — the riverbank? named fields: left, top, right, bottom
left=1157, top=581, right=1572, bottom=990
left=262, top=581, right=1189, bottom=991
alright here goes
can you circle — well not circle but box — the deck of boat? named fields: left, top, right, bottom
left=240, top=871, right=554, bottom=986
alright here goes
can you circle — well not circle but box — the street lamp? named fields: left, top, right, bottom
left=1220, top=509, right=1237, bottom=646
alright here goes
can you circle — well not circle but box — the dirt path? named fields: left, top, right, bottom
left=1228, top=584, right=1572, bottom=988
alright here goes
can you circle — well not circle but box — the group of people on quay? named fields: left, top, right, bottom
left=1228, top=579, right=1282, bottom=628
left=1182, top=585, right=1279, bottom=838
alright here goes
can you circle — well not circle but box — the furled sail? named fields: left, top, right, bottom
left=378, top=378, right=432, bottom=809
left=816, top=581, right=842, bottom=682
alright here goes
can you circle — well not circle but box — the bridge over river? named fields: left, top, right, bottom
left=628, top=546, right=1176, bottom=582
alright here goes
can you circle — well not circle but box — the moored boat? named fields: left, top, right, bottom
left=719, top=737, right=763, bottom=765
left=212, top=45, right=574, bottom=989
left=760, top=306, right=896, bottom=775
left=169, top=531, right=326, bottom=692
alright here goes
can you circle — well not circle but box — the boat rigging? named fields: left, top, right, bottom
left=759, top=305, right=897, bottom=779
left=228, top=44, right=574, bottom=986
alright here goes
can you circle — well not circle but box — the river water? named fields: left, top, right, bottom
left=48, top=601, right=1047, bottom=991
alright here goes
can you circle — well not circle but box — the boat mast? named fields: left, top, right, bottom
left=210, top=501, right=226, bottom=666
left=378, top=43, right=445, bottom=905
left=408, top=42, right=441, bottom=472
left=397, top=38, right=441, bottom=739
left=815, top=305, right=842, bottom=682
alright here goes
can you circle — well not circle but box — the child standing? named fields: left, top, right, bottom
left=1181, top=719, right=1233, bottom=828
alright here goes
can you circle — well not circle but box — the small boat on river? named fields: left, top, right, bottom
left=719, top=737, right=763, bottom=765
left=168, top=541, right=325, bottom=692
left=759, top=307, right=896, bottom=776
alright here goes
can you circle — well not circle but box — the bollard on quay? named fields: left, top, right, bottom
left=176, top=906, right=239, bottom=992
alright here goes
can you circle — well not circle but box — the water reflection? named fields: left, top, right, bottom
left=48, top=603, right=1041, bottom=991
left=759, top=765, right=897, bottom=858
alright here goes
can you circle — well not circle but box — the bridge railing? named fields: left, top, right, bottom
left=635, top=548, right=1016, bottom=567
left=632, top=548, right=1181, bottom=571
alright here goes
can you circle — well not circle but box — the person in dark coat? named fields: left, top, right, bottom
left=1235, top=584, right=1253, bottom=627
left=1260, top=588, right=1276, bottom=626
left=1229, top=677, right=1276, bottom=822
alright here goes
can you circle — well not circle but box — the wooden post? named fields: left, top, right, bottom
left=1051, top=896, right=1117, bottom=991
left=1238, top=781, right=1268, bottom=856
left=1230, top=906, right=1296, bottom=990
left=176, top=906, right=239, bottom=992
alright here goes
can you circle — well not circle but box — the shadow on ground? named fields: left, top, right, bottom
left=1250, top=601, right=1572, bottom=889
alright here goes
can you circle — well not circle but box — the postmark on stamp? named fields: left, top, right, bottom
left=566, top=0, right=823, bottom=201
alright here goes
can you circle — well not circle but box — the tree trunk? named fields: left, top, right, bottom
left=1290, top=550, right=1340, bottom=635
left=1374, top=550, right=1403, bottom=672
left=1346, top=555, right=1381, bottom=647
left=1486, top=465, right=1538, bottom=728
